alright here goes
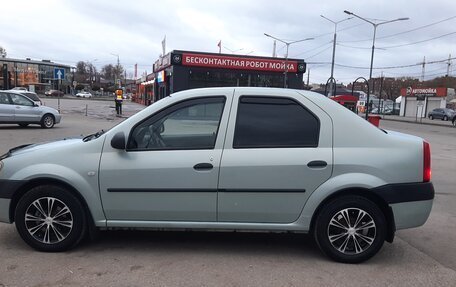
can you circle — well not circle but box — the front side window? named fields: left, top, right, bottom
left=233, top=96, right=320, bottom=148
left=128, top=97, right=225, bottom=150
left=10, top=94, right=33, bottom=106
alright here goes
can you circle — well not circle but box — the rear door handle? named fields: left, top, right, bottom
left=193, top=163, right=213, bottom=170
left=307, top=160, right=327, bottom=168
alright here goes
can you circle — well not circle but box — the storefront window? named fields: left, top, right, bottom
left=188, top=69, right=285, bottom=89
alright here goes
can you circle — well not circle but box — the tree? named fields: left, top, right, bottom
left=75, top=61, right=98, bottom=86
left=0, top=46, right=6, bottom=58
left=101, top=63, right=124, bottom=81
left=101, top=64, right=115, bottom=81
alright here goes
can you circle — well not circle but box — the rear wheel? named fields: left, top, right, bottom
left=443, top=115, right=448, bottom=121
left=41, top=114, right=55, bottom=129
left=314, top=195, right=386, bottom=263
left=15, top=185, right=87, bottom=252
left=429, top=115, right=434, bottom=120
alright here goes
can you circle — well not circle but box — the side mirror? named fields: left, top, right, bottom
left=111, top=132, right=126, bottom=150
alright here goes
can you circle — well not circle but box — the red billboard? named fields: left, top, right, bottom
left=401, top=87, right=447, bottom=97
left=182, top=53, right=300, bottom=73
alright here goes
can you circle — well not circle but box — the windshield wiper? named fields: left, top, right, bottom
left=83, top=130, right=105, bottom=142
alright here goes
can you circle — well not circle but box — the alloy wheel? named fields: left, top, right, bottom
left=327, top=208, right=376, bottom=255
left=24, top=197, right=73, bottom=244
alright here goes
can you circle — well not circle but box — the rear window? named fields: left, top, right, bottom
left=233, top=96, right=320, bottom=148
left=23, top=93, right=40, bottom=101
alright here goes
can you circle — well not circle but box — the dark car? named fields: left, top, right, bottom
left=428, top=108, right=455, bottom=121
left=45, top=89, right=64, bottom=97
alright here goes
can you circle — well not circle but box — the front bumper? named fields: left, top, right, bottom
left=0, top=179, right=27, bottom=223
left=372, top=182, right=434, bottom=230
left=55, top=114, right=62, bottom=124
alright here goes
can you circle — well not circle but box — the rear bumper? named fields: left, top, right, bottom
left=371, top=182, right=434, bottom=204
left=372, top=182, right=434, bottom=230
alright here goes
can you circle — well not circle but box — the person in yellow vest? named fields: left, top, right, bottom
left=115, top=89, right=123, bottom=115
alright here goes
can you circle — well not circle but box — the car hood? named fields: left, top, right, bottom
left=2, top=138, right=82, bottom=158
left=40, top=105, right=59, bottom=114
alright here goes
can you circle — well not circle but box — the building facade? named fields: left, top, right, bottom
left=151, top=50, right=307, bottom=102
left=0, top=58, right=72, bottom=94
left=399, top=87, right=448, bottom=117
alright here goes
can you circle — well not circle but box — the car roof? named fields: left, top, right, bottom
left=4, top=90, right=40, bottom=101
left=0, top=90, right=37, bottom=102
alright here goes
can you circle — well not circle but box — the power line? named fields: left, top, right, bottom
left=305, top=45, right=332, bottom=60
left=340, top=15, right=456, bottom=43
left=292, top=41, right=333, bottom=57
left=381, top=31, right=456, bottom=48
left=333, top=56, right=456, bottom=70
left=335, top=31, right=456, bottom=50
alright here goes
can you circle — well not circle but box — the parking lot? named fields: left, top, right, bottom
left=0, top=99, right=455, bottom=286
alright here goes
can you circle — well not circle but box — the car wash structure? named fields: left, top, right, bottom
left=151, top=50, right=307, bottom=102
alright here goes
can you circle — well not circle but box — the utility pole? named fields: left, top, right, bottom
left=320, top=15, right=352, bottom=96
left=272, top=40, right=277, bottom=57
left=344, top=10, right=409, bottom=119
left=447, top=54, right=452, bottom=76
left=307, top=68, right=310, bottom=86
left=264, top=33, right=313, bottom=88
left=378, top=71, right=384, bottom=113
left=421, top=56, right=426, bottom=82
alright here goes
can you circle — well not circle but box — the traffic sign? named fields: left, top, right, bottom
left=54, top=68, right=65, bottom=80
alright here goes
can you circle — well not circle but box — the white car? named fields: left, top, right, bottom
left=0, top=87, right=434, bottom=263
left=76, top=91, right=93, bottom=98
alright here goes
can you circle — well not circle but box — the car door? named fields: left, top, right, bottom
left=9, top=93, right=41, bottom=122
left=218, top=90, right=333, bottom=223
left=0, top=92, right=16, bottom=122
left=99, top=95, right=232, bottom=222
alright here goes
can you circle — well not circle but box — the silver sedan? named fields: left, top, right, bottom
left=0, top=91, right=61, bottom=128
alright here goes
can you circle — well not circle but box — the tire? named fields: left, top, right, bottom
left=443, top=115, right=448, bottom=121
left=41, top=114, right=55, bottom=129
left=314, top=195, right=386, bottom=263
left=14, top=185, right=87, bottom=252
left=18, top=123, right=29, bottom=127
left=429, top=115, right=433, bottom=120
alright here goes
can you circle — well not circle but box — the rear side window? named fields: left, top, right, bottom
left=0, top=93, right=10, bottom=104
left=233, top=96, right=320, bottom=148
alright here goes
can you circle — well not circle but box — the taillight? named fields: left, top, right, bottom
left=423, top=141, right=431, bottom=182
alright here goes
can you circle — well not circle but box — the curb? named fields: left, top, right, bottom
left=381, top=117, right=455, bottom=128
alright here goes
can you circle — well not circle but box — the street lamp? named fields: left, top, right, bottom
left=110, top=53, right=120, bottom=88
left=343, top=10, right=408, bottom=119
left=320, top=15, right=352, bottom=97
left=264, top=33, right=313, bottom=88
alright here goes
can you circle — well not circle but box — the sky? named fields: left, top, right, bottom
left=1, top=0, right=456, bottom=85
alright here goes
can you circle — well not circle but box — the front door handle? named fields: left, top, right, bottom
left=193, top=163, right=213, bottom=170
left=307, top=160, right=327, bottom=168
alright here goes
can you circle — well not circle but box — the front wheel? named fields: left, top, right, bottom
left=15, top=185, right=87, bottom=252
left=314, top=195, right=386, bottom=263
left=443, top=115, right=448, bottom=121
left=41, top=114, right=55, bottom=128
left=429, top=115, right=434, bottom=120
